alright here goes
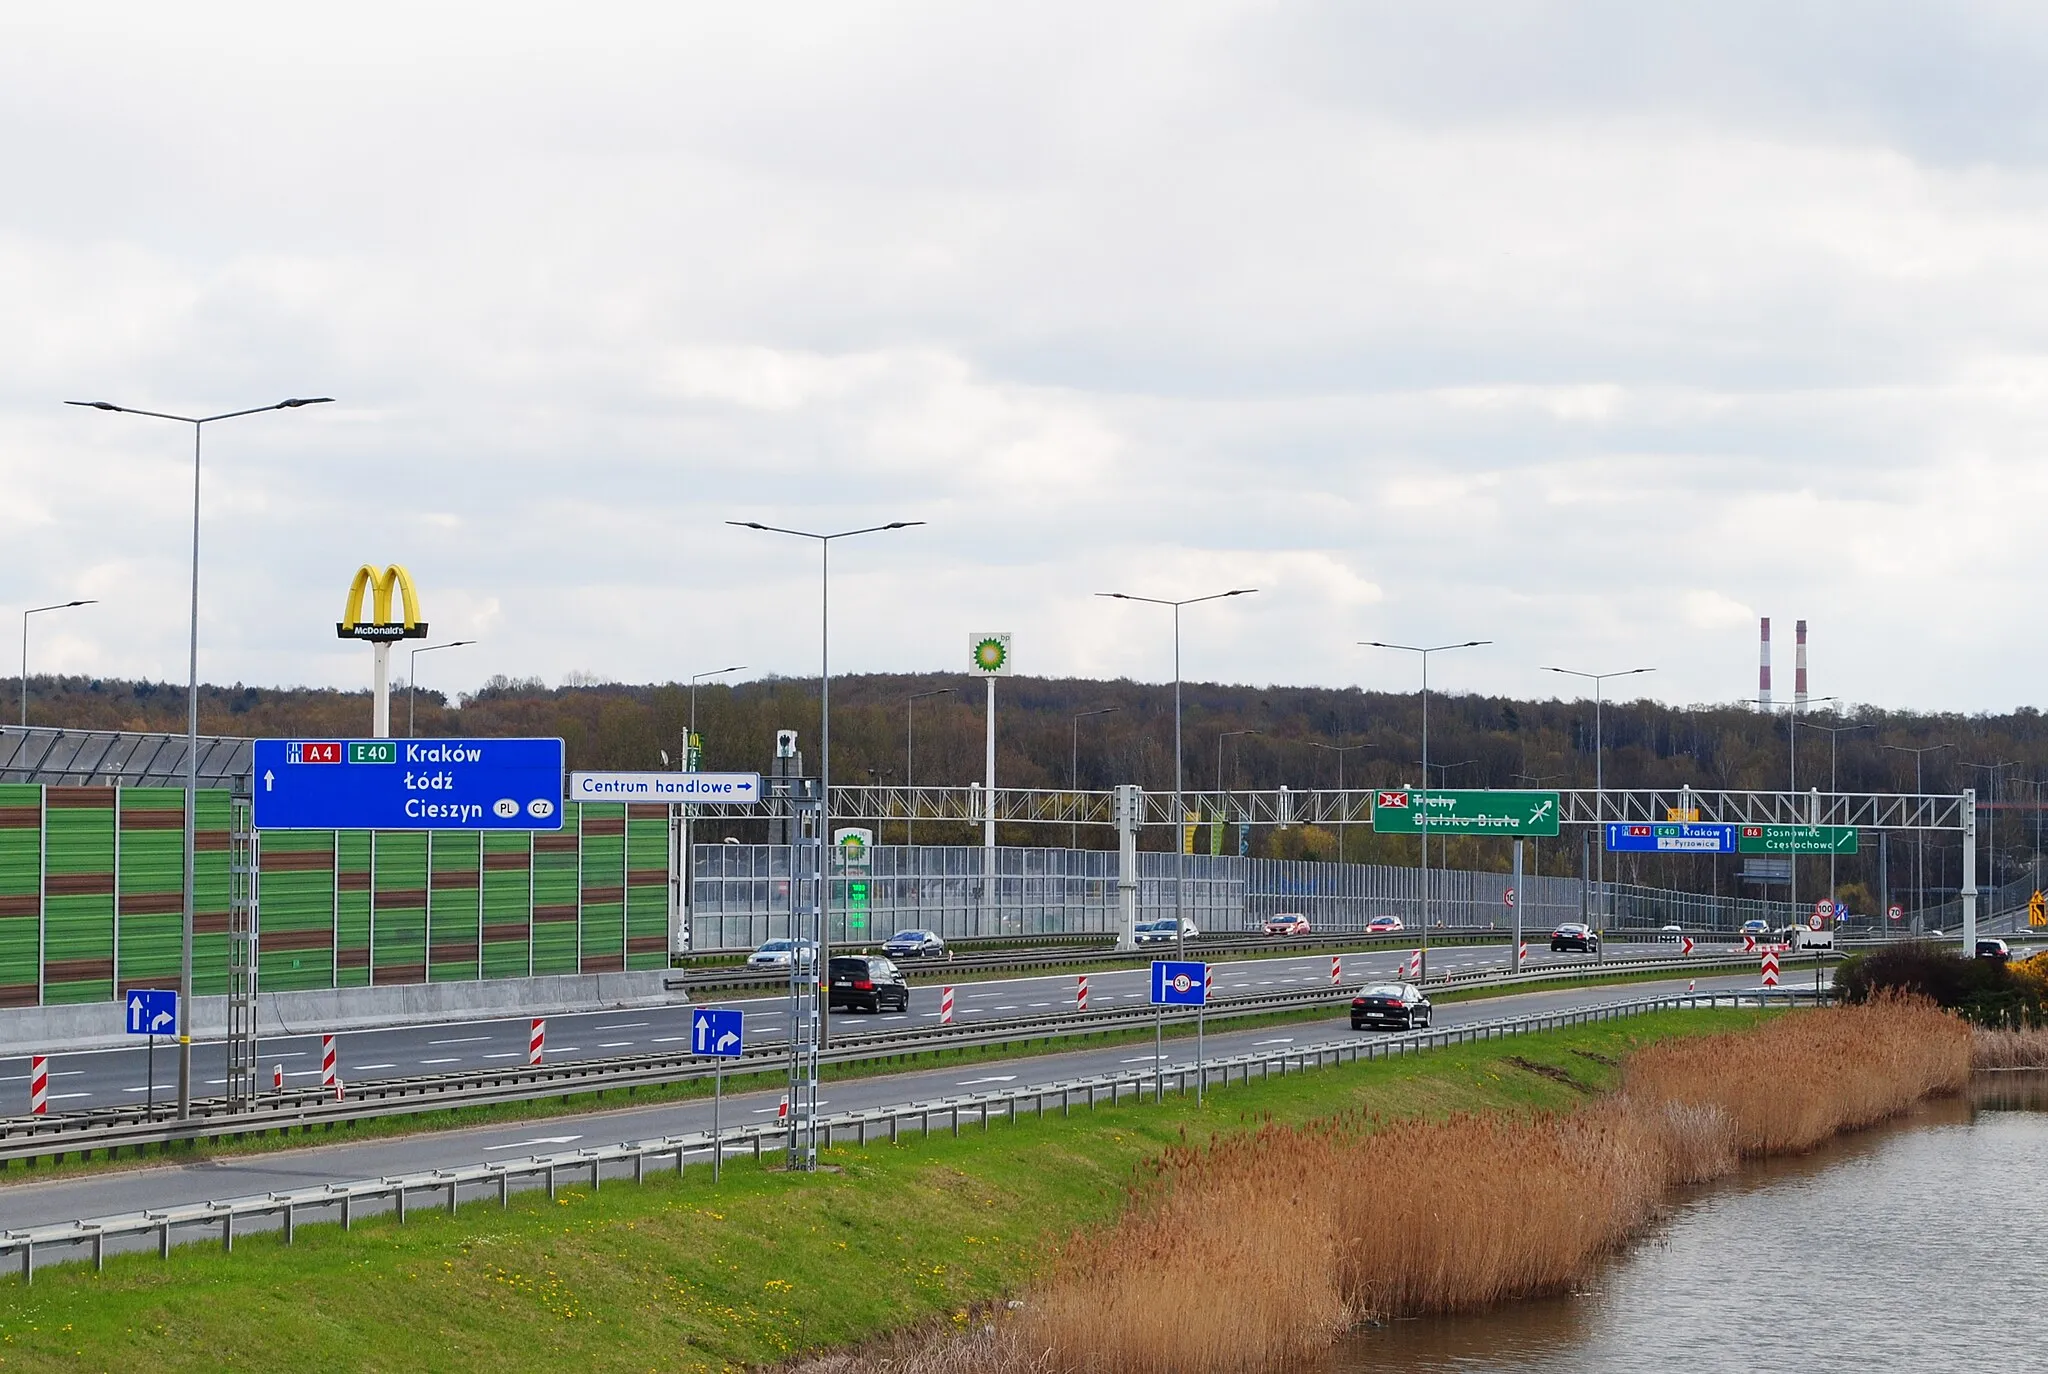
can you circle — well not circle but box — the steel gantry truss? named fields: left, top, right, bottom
left=747, top=783, right=1982, bottom=949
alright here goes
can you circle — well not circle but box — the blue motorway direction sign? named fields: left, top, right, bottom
left=1605, top=822, right=1738, bottom=854
left=1150, top=960, right=1208, bottom=1007
left=125, top=988, right=176, bottom=1036
left=692, top=1008, right=744, bottom=1058
left=252, top=738, right=565, bottom=831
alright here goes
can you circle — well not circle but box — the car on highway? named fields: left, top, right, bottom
left=1366, top=914, right=1405, bottom=934
left=1739, top=919, right=1771, bottom=940
left=827, top=954, right=911, bottom=1013
left=882, top=929, right=947, bottom=959
left=1977, top=938, right=2012, bottom=962
left=1135, top=917, right=1201, bottom=944
left=1263, top=912, right=1312, bottom=938
left=746, top=938, right=819, bottom=969
left=1657, top=924, right=1685, bottom=941
left=1351, top=982, right=1432, bottom=1031
left=1550, top=922, right=1600, bottom=953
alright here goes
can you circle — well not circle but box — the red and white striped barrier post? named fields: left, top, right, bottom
left=1681, top=936, right=1696, bottom=956
left=529, top=1017, right=545, bottom=1066
left=1761, top=950, right=1780, bottom=988
left=320, top=1034, right=337, bottom=1088
left=272, top=1064, right=284, bottom=1093
left=1076, top=974, right=1089, bottom=1012
left=333, top=1076, right=345, bottom=1103
left=1517, top=941, right=1528, bottom=967
left=1330, top=954, right=1342, bottom=986
left=1206, top=966, right=1214, bottom=998
left=777, top=1095, right=789, bottom=1121
left=1406, top=949, right=1422, bottom=979
left=28, top=1056, right=46, bottom=1115
left=939, top=986, right=955, bottom=1025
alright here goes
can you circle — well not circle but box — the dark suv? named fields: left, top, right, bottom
left=827, top=955, right=910, bottom=1013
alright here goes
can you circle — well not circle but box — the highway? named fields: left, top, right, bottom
left=0, top=940, right=1719, bottom=1112
left=0, top=967, right=1769, bottom=1232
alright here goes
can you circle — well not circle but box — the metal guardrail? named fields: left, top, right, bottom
left=0, top=951, right=1780, bottom=1165
left=0, top=988, right=1820, bottom=1282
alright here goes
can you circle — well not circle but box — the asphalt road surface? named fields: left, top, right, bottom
left=0, top=940, right=1724, bottom=1113
left=0, top=967, right=1771, bottom=1232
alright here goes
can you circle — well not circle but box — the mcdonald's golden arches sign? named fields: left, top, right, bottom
left=336, top=564, right=429, bottom=641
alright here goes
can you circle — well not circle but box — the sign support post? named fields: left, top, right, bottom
left=713, top=1061, right=722, bottom=1183
left=1510, top=839, right=1524, bottom=976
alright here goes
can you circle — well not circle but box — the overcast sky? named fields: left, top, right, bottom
left=6, top=3, right=2047, bottom=714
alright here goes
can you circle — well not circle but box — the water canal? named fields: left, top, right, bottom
left=1330, top=1076, right=2048, bottom=1372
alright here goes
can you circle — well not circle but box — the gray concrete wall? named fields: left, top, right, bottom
left=0, top=971, right=682, bottom=1056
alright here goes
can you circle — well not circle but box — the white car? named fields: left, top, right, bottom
left=1133, top=918, right=1200, bottom=944
left=746, top=938, right=819, bottom=968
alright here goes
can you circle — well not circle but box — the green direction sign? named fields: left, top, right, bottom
left=1371, top=789, right=1561, bottom=837
left=347, top=741, right=397, bottom=765
left=1738, top=825, right=1858, bottom=855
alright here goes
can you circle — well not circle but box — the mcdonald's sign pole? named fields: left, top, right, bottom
left=337, top=565, right=429, bottom=738
left=65, top=395, right=333, bottom=1119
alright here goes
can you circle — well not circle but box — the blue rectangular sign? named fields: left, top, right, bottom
left=1605, top=822, right=1738, bottom=854
left=252, top=738, right=566, bottom=831
left=125, top=988, right=176, bottom=1036
left=1150, top=960, right=1208, bottom=1007
left=692, top=1008, right=744, bottom=1058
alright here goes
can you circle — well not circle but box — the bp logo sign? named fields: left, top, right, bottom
left=969, top=632, right=1013, bottom=677
left=833, top=827, right=874, bottom=871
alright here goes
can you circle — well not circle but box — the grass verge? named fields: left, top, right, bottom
left=0, top=964, right=1756, bottom=1187
left=0, top=1010, right=1770, bottom=1372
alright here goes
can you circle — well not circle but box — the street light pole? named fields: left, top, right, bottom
left=69, top=395, right=332, bottom=1120
left=906, top=687, right=956, bottom=846
left=19, top=600, right=97, bottom=726
left=688, top=665, right=747, bottom=763
left=1365, top=640, right=1490, bottom=979
left=1214, top=729, right=1259, bottom=858
left=728, top=519, right=922, bottom=1050
left=1308, top=740, right=1370, bottom=864
left=1542, top=666, right=1654, bottom=943
left=1795, top=717, right=1871, bottom=908
left=406, top=640, right=476, bottom=738
left=1098, top=589, right=1259, bottom=958
left=1070, top=706, right=1118, bottom=849
left=1883, top=742, right=1954, bottom=933
left=1961, top=759, right=2019, bottom=903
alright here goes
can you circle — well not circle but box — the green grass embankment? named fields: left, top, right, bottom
left=0, top=1007, right=1770, bottom=1372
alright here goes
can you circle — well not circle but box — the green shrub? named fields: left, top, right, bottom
left=1834, top=942, right=2043, bottom=1027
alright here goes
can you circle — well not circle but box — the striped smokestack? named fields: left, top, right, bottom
left=1759, top=617, right=1772, bottom=710
left=1795, top=619, right=1808, bottom=709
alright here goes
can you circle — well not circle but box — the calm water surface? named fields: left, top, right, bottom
left=1330, top=1078, right=2048, bottom=1373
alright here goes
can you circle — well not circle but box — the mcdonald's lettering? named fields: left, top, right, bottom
left=336, top=564, right=429, bottom=641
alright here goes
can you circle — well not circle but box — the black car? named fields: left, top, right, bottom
left=827, top=955, right=911, bottom=1013
left=1351, top=982, right=1432, bottom=1031
left=1977, top=938, right=2011, bottom=963
left=1550, top=923, right=1600, bottom=953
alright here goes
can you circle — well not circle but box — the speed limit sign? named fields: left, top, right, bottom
left=1808, top=912, right=1824, bottom=931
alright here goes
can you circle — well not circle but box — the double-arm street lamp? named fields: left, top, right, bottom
left=407, top=640, right=476, bottom=737
left=1364, top=639, right=1490, bottom=978
left=1541, top=665, right=1654, bottom=937
left=1882, top=742, right=1954, bottom=931
left=728, top=519, right=922, bottom=1047
left=20, top=600, right=97, bottom=726
left=907, top=687, right=957, bottom=846
left=688, top=665, right=748, bottom=762
left=1071, top=706, right=1118, bottom=849
left=1098, top=589, right=1258, bottom=957
left=1309, top=740, right=1373, bottom=864
left=1961, top=759, right=2020, bottom=898
left=1796, top=718, right=1872, bottom=903
left=69, top=395, right=332, bottom=1119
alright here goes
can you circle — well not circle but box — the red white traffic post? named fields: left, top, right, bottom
left=529, top=1017, right=545, bottom=1066
left=1076, top=974, right=1089, bottom=1012
left=28, top=1056, right=46, bottom=1115
left=939, top=986, right=955, bottom=1025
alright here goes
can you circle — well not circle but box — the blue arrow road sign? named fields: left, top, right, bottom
left=1150, top=960, right=1208, bottom=1007
left=252, top=738, right=565, bottom=831
left=126, top=988, right=177, bottom=1036
left=692, top=1008, right=745, bottom=1058
left=1605, top=822, right=1738, bottom=854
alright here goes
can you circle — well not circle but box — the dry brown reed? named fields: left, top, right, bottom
left=1971, top=1024, right=2048, bottom=1069
left=1008, top=998, right=1968, bottom=1374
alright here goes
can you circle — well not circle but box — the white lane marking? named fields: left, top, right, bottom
left=593, top=1022, right=650, bottom=1030
left=0, top=1070, right=83, bottom=1082
left=652, top=1036, right=688, bottom=1043
left=428, top=1036, right=491, bottom=1046
left=484, top=1135, right=583, bottom=1151
left=959, top=1075, right=1019, bottom=1085
left=881, top=1015, right=908, bottom=1021
left=44, top=1091, right=91, bottom=1101
left=354, top=1063, right=396, bottom=1070
left=483, top=1052, right=522, bottom=1059
left=1253, top=1038, right=1296, bottom=1045
left=1028, top=1002, right=1051, bottom=1007
left=994, top=1005, right=1019, bottom=1011
left=597, top=1041, right=635, bottom=1048
left=419, top=1057, right=461, bottom=1065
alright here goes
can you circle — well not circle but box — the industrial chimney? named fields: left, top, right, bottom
left=1758, top=617, right=1772, bottom=710
left=1795, top=620, right=1808, bottom=710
